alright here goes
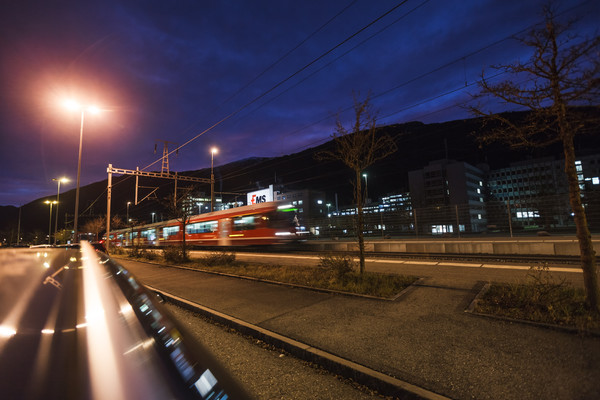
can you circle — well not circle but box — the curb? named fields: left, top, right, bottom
left=148, top=285, right=450, bottom=400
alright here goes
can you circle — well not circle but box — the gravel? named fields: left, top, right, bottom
left=165, top=303, right=388, bottom=400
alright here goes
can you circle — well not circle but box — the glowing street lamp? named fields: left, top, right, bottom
left=127, top=201, right=131, bottom=224
left=63, top=100, right=101, bottom=243
left=210, top=147, right=218, bottom=212
left=44, top=200, right=58, bottom=244
left=52, top=177, right=69, bottom=245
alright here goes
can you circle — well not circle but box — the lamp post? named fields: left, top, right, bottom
left=151, top=212, right=156, bottom=223
left=127, top=201, right=131, bottom=224
left=362, top=173, right=368, bottom=205
left=210, top=147, right=218, bottom=212
left=45, top=200, right=57, bottom=244
left=52, top=177, right=69, bottom=245
left=64, top=100, right=100, bottom=243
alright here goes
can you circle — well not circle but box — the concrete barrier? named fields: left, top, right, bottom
left=306, top=238, right=600, bottom=257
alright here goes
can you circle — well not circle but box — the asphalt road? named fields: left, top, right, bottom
left=164, top=303, right=385, bottom=400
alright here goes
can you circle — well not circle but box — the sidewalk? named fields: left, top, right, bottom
left=116, top=258, right=600, bottom=400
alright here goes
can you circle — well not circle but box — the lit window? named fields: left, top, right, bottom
left=593, top=177, right=599, bottom=185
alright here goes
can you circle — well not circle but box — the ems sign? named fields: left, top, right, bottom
left=247, top=185, right=274, bottom=205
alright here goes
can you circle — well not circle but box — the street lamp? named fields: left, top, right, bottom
left=64, top=99, right=101, bottom=243
left=151, top=212, right=156, bottom=223
left=362, top=173, right=368, bottom=205
left=127, top=201, right=131, bottom=224
left=44, top=200, right=57, bottom=244
left=210, top=147, right=218, bottom=212
left=52, top=177, right=69, bottom=245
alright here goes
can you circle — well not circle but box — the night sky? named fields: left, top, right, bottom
left=1, top=0, right=598, bottom=206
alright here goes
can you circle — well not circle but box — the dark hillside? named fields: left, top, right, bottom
left=1, top=110, right=598, bottom=239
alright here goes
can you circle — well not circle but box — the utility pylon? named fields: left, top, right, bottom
left=105, top=164, right=210, bottom=252
left=154, top=140, right=178, bottom=174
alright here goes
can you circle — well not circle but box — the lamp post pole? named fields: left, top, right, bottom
left=65, top=100, right=100, bottom=243
left=73, top=109, right=85, bottom=243
left=45, top=200, right=56, bottom=244
left=53, top=178, right=68, bottom=245
left=210, top=147, right=218, bottom=212
left=362, top=173, right=368, bottom=205
left=127, top=201, right=131, bottom=223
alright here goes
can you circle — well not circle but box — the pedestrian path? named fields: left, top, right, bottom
left=116, top=259, right=600, bottom=400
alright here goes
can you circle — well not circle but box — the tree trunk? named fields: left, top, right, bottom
left=355, top=169, right=365, bottom=274
left=181, top=220, right=188, bottom=261
left=562, top=136, right=599, bottom=313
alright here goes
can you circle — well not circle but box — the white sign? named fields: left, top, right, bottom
left=247, top=185, right=274, bottom=205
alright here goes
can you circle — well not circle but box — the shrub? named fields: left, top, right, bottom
left=110, top=246, right=126, bottom=255
left=318, top=253, right=355, bottom=279
left=142, top=248, right=157, bottom=261
left=128, top=246, right=143, bottom=258
left=162, top=246, right=189, bottom=263
left=199, top=251, right=236, bottom=267
left=476, top=263, right=600, bottom=330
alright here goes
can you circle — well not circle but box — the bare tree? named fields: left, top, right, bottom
left=471, top=4, right=600, bottom=312
left=82, top=217, right=106, bottom=242
left=317, top=93, right=398, bottom=274
left=54, top=229, right=72, bottom=244
left=161, top=186, right=197, bottom=261
left=111, top=215, right=125, bottom=230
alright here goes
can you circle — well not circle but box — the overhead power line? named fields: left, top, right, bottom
left=141, top=0, right=411, bottom=173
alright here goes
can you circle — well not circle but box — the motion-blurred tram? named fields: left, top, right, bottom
left=107, top=201, right=299, bottom=247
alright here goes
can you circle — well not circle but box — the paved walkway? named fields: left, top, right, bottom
left=116, top=258, right=600, bottom=400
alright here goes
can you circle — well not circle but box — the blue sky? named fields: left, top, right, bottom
left=1, top=0, right=598, bottom=206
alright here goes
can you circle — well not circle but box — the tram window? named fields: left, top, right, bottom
left=163, top=226, right=180, bottom=238
left=141, top=229, right=156, bottom=241
left=187, top=221, right=218, bottom=234
left=233, top=215, right=256, bottom=231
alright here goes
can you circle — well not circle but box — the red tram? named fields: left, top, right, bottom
left=107, top=201, right=299, bottom=247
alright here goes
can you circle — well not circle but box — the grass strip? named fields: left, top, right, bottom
left=474, top=281, right=600, bottom=333
left=188, top=262, right=418, bottom=298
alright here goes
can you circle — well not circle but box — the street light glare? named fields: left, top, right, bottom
left=63, top=100, right=102, bottom=114
left=64, top=99, right=81, bottom=111
left=211, top=147, right=218, bottom=155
